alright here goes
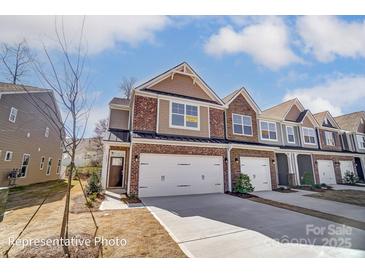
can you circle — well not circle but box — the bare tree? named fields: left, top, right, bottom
left=91, top=118, right=109, bottom=165
left=19, top=18, right=97, bottom=257
left=120, top=76, right=136, bottom=99
left=0, top=40, right=33, bottom=84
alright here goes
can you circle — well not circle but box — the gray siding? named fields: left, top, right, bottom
left=281, top=124, right=301, bottom=147
left=0, top=92, right=63, bottom=187
left=299, top=126, right=319, bottom=149
left=258, top=120, right=283, bottom=146
left=109, top=108, right=130, bottom=130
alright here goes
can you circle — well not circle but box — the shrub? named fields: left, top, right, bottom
left=86, top=172, right=102, bottom=195
left=301, top=171, right=314, bottom=186
left=234, top=173, right=254, bottom=194
left=342, top=171, right=359, bottom=185
left=313, top=184, right=322, bottom=189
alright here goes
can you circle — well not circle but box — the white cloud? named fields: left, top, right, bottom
left=297, top=16, right=365, bottom=62
left=284, top=75, right=365, bottom=116
left=204, top=17, right=302, bottom=70
left=0, top=16, right=170, bottom=54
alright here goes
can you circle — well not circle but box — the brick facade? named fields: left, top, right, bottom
left=226, top=94, right=259, bottom=143
left=130, top=143, right=228, bottom=196
left=318, top=129, right=342, bottom=151
left=312, top=154, right=355, bottom=184
left=209, top=107, right=225, bottom=139
left=133, top=95, right=157, bottom=132
left=230, top=148, right=278, bottom=190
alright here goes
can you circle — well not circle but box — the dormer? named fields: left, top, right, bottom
left=314, top=111, right=342, bottom=151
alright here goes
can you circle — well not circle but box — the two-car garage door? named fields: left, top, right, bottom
left=138, top=154, right=224, bottom=197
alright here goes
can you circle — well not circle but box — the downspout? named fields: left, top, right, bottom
left=227, top=144, right=232, bottom=192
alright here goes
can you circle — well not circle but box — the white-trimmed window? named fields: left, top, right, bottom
left=46, top=157, right=52, bottom=176
left=286, top=126, right=295, bottom=144
left=45, top=127, right=50, bottom=138
left=40, top=156, right=45, bottom=170
left=303, top=127, right=316, bottom=144
left=260, top=121, right=277, bottom=141
left=325, top=131, right=335, bottom=146
left=56, top=159, right=61, bottom=174
left=170, top=102, right=199, bottom=129
left=4, top=151, right=13, bottom=161
left=232, top=114, right=252, bottom=136
left=9, top=107, right=18, bottom=123
left=19, top=154, right=30, bottom=178
left=357, top=135, right=365, bottom=149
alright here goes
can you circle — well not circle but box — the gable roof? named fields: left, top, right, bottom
left=109, top=97, right=130, bottom=106
left=135, top=62, right=224, bottom=105
left=298, top=109, right=321, bottom=127
left=223, top=87, right=261, bottom=113
left=313, top=111, right=340, bottom=129
left=261, top=98, right=305, bottom=121
left=0, top=82, right=50, bottom=93
left=335, top=111, right=365, bottom=132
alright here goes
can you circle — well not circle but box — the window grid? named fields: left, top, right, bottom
left=232, top=114, right=252, bottom=136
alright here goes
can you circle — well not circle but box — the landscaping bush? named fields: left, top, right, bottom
left=85, top=172, right=102, bottom=195
left=342, top=171, right=359, bottom=185
left=313, top=184, right=322, bottom=189
left=234, top=173, right=254, bottom=194
left=301, top=171, right=314, bottom=186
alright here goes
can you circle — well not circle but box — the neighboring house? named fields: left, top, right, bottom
left=62, top=138, right=103, bottom=168
left=101, top=62, right=365, bottom=198
left=0, top=82, right=63, bottom=187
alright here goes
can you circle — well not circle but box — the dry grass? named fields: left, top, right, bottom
left=305, top=190, right=365, bottom=207
left=0, top=180, right=186, bottom=258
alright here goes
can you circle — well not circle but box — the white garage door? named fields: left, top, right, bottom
left=138, top=154, right=224, bottom=197
left=239, top=157, right=271, bottom=191
left=340, top=161, right=354, bottom=179
left=317, top=160, right=336, bottom=184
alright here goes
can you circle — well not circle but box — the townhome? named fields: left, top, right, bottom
left=101, top=62, right=365, bottom=197
left=0, top=83, right=63, bottom=187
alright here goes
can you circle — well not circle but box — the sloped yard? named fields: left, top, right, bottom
left=305, top=190, right=365, bottom=207
left=0, top=180, right=186, bottom=258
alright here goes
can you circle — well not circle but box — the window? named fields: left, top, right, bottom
left=4, top=151, right=13, bottom=161
left=303, top=127, right=316, bottom=144
left=357, top=135, right=365, bottom=149
left=9, top=107, right=18, bottom=123
left=232, top=114, right=252, bottom=135
left=45, top=127, right=50, bottom=138
left=260, top=121, right=277, bottom=141
left=325, top=131, right=335, bottom=146
left=286, top=126, right=295, bottom=144
left=56, top=159, right=61, bottom=174
left=19, top=154, right=30, bottom=178
left=170, top=102, right=199, bottom=129
left=46, top=157, right=52, bottom=176
left=40, top=156, right=45, bottom=170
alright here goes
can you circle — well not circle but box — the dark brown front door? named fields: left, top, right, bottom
left=108, top=156, right=124, bottom=187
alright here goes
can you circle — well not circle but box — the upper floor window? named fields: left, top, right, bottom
left=325, top=131, right=335, bottom=146
left=170, top=102, right=199, bottom=129
left=286, top=126, right=295, bottom=144
left=40, top=156, right=45, bottom=170
left=45, top=127, right=50, bottom=138
left=303, top=127, right=316, bottom=144
left=357, top=135, right=365, bottom=149
left=46, top=157, right=53, bottom=176
left=4, top=151, right=13, bottom=161
left=19, top=154, right=30, bottom=178
left=260, top=121, right=277, bottom=141
left=56, top=159, right=62, bottom=174
left=232, top=114, right=252, bottom=136
left=9, top=107, right=18, bottom=123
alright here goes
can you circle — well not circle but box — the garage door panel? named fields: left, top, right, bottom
left=139, top=154, right=224, bottom=197
left=318, top=160, right=336, bottom=185
left=340, top=161, right=354, bottom=179
left=240, top=157, right=271, bottom=191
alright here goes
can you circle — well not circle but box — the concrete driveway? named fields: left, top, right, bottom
left=142, top=194, right=365, bottom=258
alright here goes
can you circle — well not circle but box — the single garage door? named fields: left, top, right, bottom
left=317, top=160, right=336, bottom=184
left=339, top=161, right=354, bottom=179
left=239, top=157, right=271, bottom=191
left=138, top=154, right=224, bottom=197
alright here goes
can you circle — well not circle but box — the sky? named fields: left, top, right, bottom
left=0, top=15, right=364, bottom=136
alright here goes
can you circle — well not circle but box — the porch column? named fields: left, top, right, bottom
left=101, top=143, right=110, bottom=189
left=293, top=153, right=301, bottom=186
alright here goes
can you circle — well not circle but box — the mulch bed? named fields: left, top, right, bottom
left=14, top=233, right=101, bottom=258
left=121, top=196, right=142, bottom=204
left=227, top=192, right=257, bottom=199
left=70, top=193, right=104, bottom=214
left=338, top=183, right=365, bottom=187
left=293, top=185, right=326, bottom=192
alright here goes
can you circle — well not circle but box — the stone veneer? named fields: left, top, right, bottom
left=129, top=143, right=228, bottom=196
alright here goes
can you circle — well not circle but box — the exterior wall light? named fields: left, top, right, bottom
left=135, top=155, right=139, bottom=162
left=235, top=158, right=239, bottom=164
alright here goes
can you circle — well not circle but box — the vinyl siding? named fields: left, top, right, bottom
left=109, top=108, right=129, bottom=130
left=281, top=124, right=301, bottom=147
left=0, top=92, right=62, bottom=186
left=258, top=120, right=283, bottom=145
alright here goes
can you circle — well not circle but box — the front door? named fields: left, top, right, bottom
left=108, top=154, right=124, bottom=188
